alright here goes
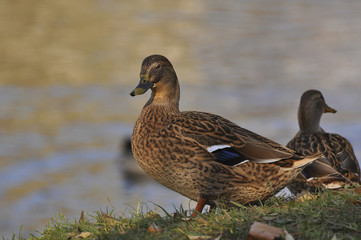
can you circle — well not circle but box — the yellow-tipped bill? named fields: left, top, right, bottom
left=130, top=76, right=154, bottom=96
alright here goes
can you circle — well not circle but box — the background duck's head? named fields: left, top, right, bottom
left=298, top=89, right=337, bottom=133
left=130, top=54, right=179, bottom=96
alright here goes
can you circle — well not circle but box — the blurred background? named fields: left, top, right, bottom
left=1, top=0, right=361, bottom=238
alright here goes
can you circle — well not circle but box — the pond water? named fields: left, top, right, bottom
left=1, top=0, right=361, bottom=237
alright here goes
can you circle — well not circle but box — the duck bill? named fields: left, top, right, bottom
left=130, top=77, right=154, bottom=96
left=324, top=104, right=337, bottom=113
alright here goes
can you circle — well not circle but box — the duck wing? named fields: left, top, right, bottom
left=287, top=133, right=360, bottom=181
left=169, top=111, right=296, bottom=166
left=331, top=134, right=360, bottom=175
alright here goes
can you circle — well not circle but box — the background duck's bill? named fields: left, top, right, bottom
left=130, top=80, right=154, bottom=96
left=324, top=104, right=337, bottom=113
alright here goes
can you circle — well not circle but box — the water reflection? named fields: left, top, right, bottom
left=1, top=0, right=361, bottom=238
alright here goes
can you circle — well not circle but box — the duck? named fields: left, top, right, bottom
left=130, top=55, right=318, bottom=215
left=118, top=137, right=152, bottom=185
left=286, top=89, right=360, bottom=192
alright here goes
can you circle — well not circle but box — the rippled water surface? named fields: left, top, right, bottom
left=1, top=0, right=361, bottom=237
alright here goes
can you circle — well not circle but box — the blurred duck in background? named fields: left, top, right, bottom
left=287, top=89, right=361, bottom=193
left=119, top=137, right=151, bottom=186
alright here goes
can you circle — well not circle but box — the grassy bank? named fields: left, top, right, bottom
left=11, top=187, right=361, bottom=240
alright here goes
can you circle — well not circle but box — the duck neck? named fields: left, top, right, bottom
left=145, top=75, right=180, bottom=114
left=298, top=105, right=323, bottom=133
left=136, top=76, right=180, bottom=131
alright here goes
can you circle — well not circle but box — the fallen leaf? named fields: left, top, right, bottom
left=323, top=182, right=343, bottom=190
left=187, top=235, right=213, bottom=240
left=148, top=223, right=162, bottom=233
left=248, top=222, right=284, bottom=240
left=284, top=230, right=295, bottom=240
left=76, top=232, right=91, bottom=239
left=295, top=192, right=316, bottom=202
left=354, top=186, right=361, bottom=194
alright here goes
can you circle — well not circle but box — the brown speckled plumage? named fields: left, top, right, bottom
left=130, top=55, right=318, bottom=212
left=287, top=90, right=360, bottom=192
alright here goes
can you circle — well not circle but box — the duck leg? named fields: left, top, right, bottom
left=191, top=198, right=207, bottom=216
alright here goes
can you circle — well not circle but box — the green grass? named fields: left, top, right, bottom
left=9, top=187, right=361, bottom=240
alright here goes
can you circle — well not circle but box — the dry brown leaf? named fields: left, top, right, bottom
left=354, top=186, right=361, bottom=194
left=187, top=235, right=212, bottom=240
left=248, top=222, right=284, bottom=240
left=148, top=223, right=162, bottom=233
left=295, top=192, right=316, bottom=202
left=76, top=232, right=91, bottom=239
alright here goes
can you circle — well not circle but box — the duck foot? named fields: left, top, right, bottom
left=191, top=198, right=207, bottom=217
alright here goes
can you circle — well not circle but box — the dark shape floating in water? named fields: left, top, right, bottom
left=130, top=54, right=319, bottom=215
left=287, top=89, right=361, bottom=193
left=118, top=137, right=151, bottom=185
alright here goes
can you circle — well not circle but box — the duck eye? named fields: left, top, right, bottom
left=142, top=79, right=147, bottom=84
left=155, top=63, right=161, bottom=69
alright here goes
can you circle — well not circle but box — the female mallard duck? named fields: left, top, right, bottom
left=287, top=90, right=360, bottom=191
left=130, top=55, right=318, bottom=214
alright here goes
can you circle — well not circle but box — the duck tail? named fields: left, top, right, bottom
left=274, top=153, right=321, bottom=169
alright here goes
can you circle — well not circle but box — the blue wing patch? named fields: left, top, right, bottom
left=211, top=147, right=249, bottom=166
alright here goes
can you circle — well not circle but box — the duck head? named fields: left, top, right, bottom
left=298, top=89, right=337, bottom=133
left=130, top=54, right=178, bottom=92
